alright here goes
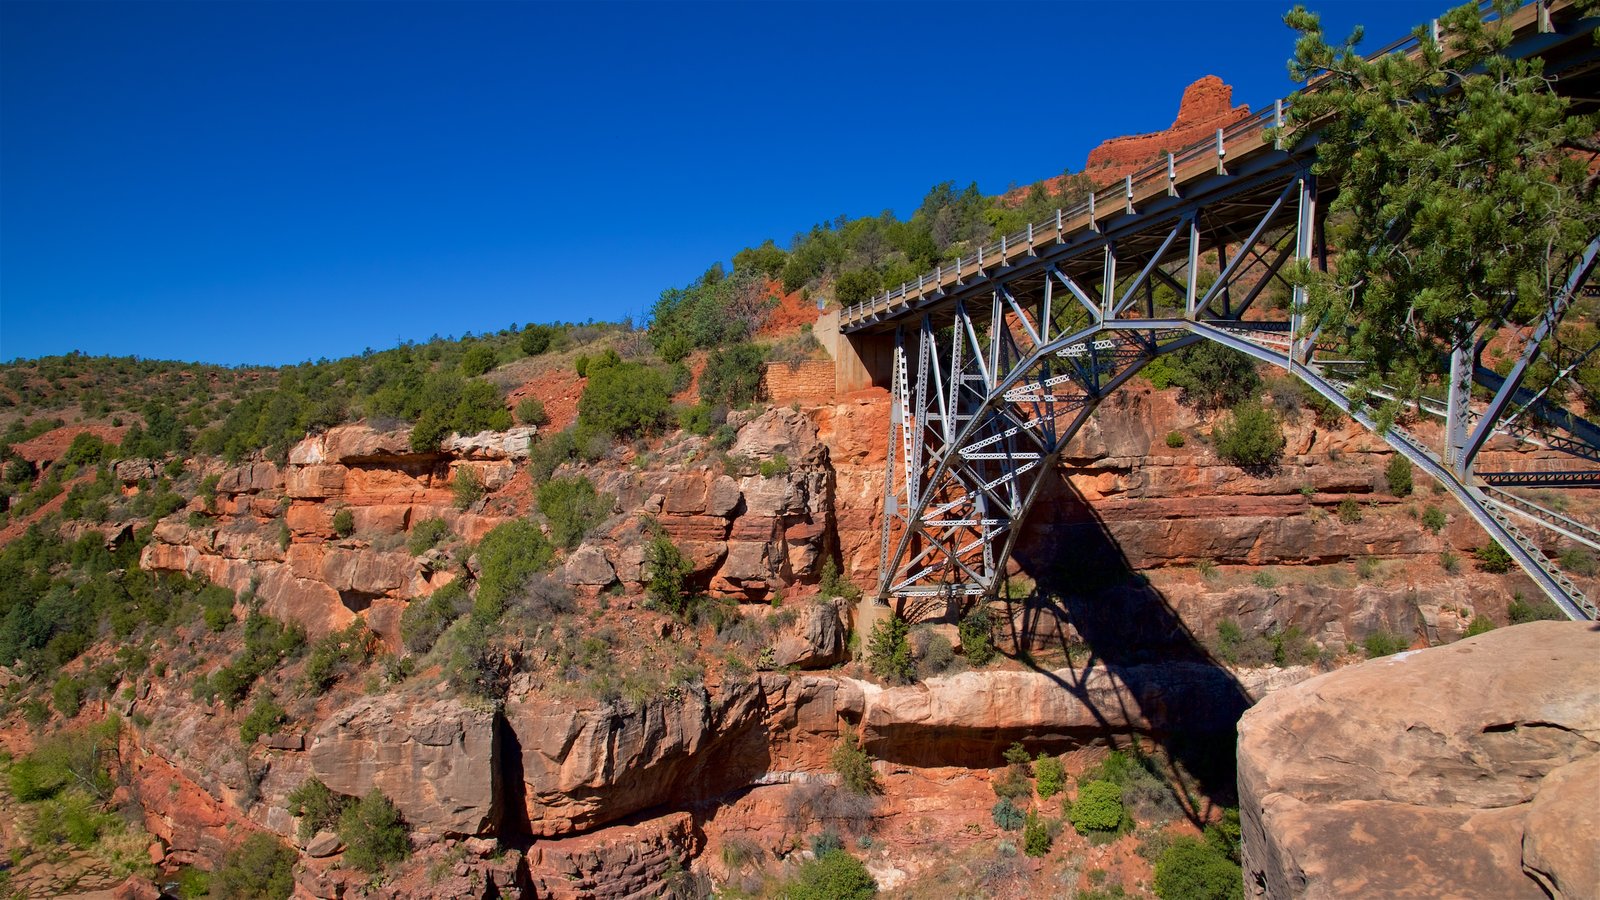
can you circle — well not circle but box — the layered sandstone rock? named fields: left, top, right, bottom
left=1236, top=621, right=1600, bottom=899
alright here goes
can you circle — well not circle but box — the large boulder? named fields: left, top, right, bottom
left=306, top=694, right=501, bottom=837
left=1236, top=621, right=1600, bottom=899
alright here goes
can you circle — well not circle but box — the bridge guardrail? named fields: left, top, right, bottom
left=841, top=0, right=1547, bottom=330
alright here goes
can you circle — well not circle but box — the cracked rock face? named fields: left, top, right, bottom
left=1236, top=621, right=1600, bottom=899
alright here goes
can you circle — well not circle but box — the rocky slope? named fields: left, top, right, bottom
left=1236, top=620, right=1599, bottom=899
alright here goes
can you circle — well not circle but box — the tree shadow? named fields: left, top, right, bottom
left=1003, top=474, right=1253, bottom=823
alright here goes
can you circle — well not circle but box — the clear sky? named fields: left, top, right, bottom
left=1, top=0, right=1447, bottom=366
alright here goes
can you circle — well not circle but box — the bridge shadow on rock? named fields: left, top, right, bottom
left=1003, top=475, right=1252, bottom=822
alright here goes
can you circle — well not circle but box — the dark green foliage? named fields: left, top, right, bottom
left=515, top=396, right=549, bottom=427
left=406, top=517, right=451, bottom=556
left=867, top=614, right=914, bottom=684
left=1337, top=497, right=1363, bottom=525
left=460, top=345, right=497, bottom=377
left=834, top=269, right=882, bottom=307
left=1284, top=2, right=1600, bottom=408
left=1362, top=630, right=1410, bottom=658
left=958, top=606, right=996, bottom=666
left=474, top=520, right=554, bottom=620
left=1022, top=809, right=1052, bottom=857
left=758, top=454, right=790, bottom=478
left=677, top=402, right=715, bottom=436
left=536, top=476, right=612, bottom=550
left=528, top=427, right=608, bottom=483
left=287, top=778, right=351, bottom=842
left=817, top=558, right=862, bottom=602
left=1035, top=753, right=1065, bottom=800
left=649, top=269, right=773, bottom=359
left=1069, top=780, right=1125, bottom=834
left=403, top=376, right=512, bottom=453
left=645, top=533, right=695, bottom=617
left=7, top=718, right=118, bottom=803
left=331, top=508, right=354, bottom=538
left=1385, top=455, right=1414, bottom=497
left=1213, top=401, right=1285, bottom=467
left=338, top=789, right=409, bottom=874
left=1152, top=834, right=1242, bottom=900
left=1464, top=615, right=1496, bottom=637
left=1559, top=547, right=1597, bottom=576
left=519, top=324, right=556, bottom=356
left=451, top=466, right=484, bottom=510
left=830, top=733, right=879, bottom=796
left=239, top=695, right=288, bottom=744
left=992, top=797, right=1024, bottom=831
left=64, top=431, right=115, bottom=467
left=401, top=580, right=469, bottom=655
left=732, top=240, right=788, bottom=278
left=699, top=343, right=767, bottom=408
left=210, top=832, right=296, bottom=900
left=1475, top=541, right=1514, bottom=573
left=1165, top=430, right=1186, bottom=449
left=785, top=850, right=877, bottom=900
left=1509, top=594, right=1563, bottom=623
left=1422, top=505, right=1447, bottom=533
left=577, top=361, right=672, bottom=441
left=52, top=674, right=85, bottom=718
left=1144, top=343, right=1262, bottom=410
left=303, top=622, right=374, bottom=694
left=210, top=612, right=306, bottom=709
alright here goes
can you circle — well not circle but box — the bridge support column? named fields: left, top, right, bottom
left=836, top=331, right=897, bottom=393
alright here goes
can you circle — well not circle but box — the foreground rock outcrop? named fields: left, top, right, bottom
left=1236, top=621, right=1600, bottom=899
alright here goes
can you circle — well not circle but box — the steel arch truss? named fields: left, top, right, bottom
left=875, top=167, right=1600, bottom=621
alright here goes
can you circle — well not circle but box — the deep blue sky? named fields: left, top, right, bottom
left=2, top=0, right=1445, bottom=366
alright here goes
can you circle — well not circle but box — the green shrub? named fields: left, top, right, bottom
left=1440, top=550, right=1461, bottom=574
left=867, top=614, right=914, bottom=684
left=991, top=797, right=1024, bottom=831
left=1475, top=542, right=1514, bottom=574
left=8, top=718, right=118, bottom=803
left=287, top=778, right=351, bottom=842
left=515, top=397, right=549, bottom=427
left=400, top=580, right=469, bottom=654
left=1213, top=400, right=1284, bottom=467
left=677, top=402, right=715, bottom=435
left=1559, top=547, right=1597, bottom=576
left=1385, top=455, right=1414, bottom=497
left=1422, top=505, right=1447, bottom=533
left=758, top=454, right=790, bottom=477
left=451, top=466, right=484, bottom=510
left=199, top=583, right=237, bottom=631
left=1509, top=594, right=1563, bottom=623
left=644, top=533, right=695, bottom=617
left=1464, top=615, right=1495, bottom=637
left=460, top=345, right=497, bottom=377
left=1022, top=809, right=1052, bottom=857
left=1165, top=430, right=1186, bottom=448
left=407, top=517, right=451, bottom=556
left=536, top=476, right=612, bottom=550
left=52, top=674, right=85, bottom=718
left=1362, top=630, right=1409, bottom=658
left=958, top=606, right=996, bottom=666
left=303, top=622, right=374, bottom=693
left=331, top=508, right=354, bottom=538
left=575, top=355, right=590, bottom=378
left=817, top=558, right=862, bottom=602
left=1337, top=497, right=1363, bottom=524
left=577, top=361, right=672, bottom=440
left=338, top=789, right=409, bottom=873
left=1147, top=342, right=1261, bottom=410
left=785, top=849, right=876, bottom=900
left=239, top=695, right=288, bottom=745
left=831, top=733, right=879, bottom=795
left=519, top=324, right=555, bottom=356
left=1152, top=835, right=1242, bottom=900
left=1068, top=780, right=1125, bottom=834
left=475, top=520, right=554, bottom=620
left=210, top=832, right=296, bottom=900
left=1035, top=753, right=1065, bottom=800
left=700, top=343, right=767, bottom=408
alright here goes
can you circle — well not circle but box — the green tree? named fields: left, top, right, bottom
left=1385, top=455, right=1414, bottom=497
left=1022, top=809, right=1052, bottom=857
left=645, top=533, right=694, bottom=616
left=1475, top=541, right=1514, bottom=574
left=209, top=833, right=296, bottom=900
left=331, top=508, right=355, bottom=538
left=474, top=521, right=554, bottom=619
left=536, top=476, right=612, bottom=549
left=1068, top=780, right=1125, bottom=834
left=699, top=343, right=767, bottom=407
left=1284, top=1, right=1600, bottom=407
left=1213, top=400, right=1285, bottom=467
left=1035, top=753, right=1065, bottom=800
left=519, top=324, right=555, bottom=356
left=460, top=345, right=497, bottom=377
left=577, top=361, right=672, bottom=441
left=958, top=606, right=996, bottom=666
left=830, top=732, right=879, bottom=795
left=338, top=789, right=409, bottom=874
left=867, top=614, right=915, bottom=684
left=834, top=269, right=883, bottom=307
left=786, top=850, right=877, bottom=900
left=1153, top=835, right=1243, bottom=900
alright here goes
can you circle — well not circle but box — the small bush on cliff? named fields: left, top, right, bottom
left=785, top=849, right=877, bottom=900
left=1035, top=753, right=1065, bottom=800
left=536, top=476, right=612, bottom=550
left=818, top=558, right=862, bottom=602
left=199, top=583, right=237, bottom=632
left=287, top=778, right=351, bottom=841
left=1422, top=505, right=1447, bottom=533
left=1385, top=455, right=1414, bottom=497
left=1152, top=834, right=1242, bottom=900
left=520, top=323, right=556, bottom=356
left=451, top=466, right=484, bottom=510
left=208, top=613, right=306, bottom=710
left=1509, top=594, right=1563, bottom=623
left=1022, top=809, right=1053, bottom=857
left=644, top=533, right=695, bottom=617
left=474, top=520, right=554, bottom=620
left=1474, top=541, right=1514, bottom=574
left=699, top=342, right=767, bottom=408
left=1068, top=780, right=1126, bottom=835
left=303, top=621, right=375, bottom=694
left=1464, top=615, right=1496, bottom=637
left=460, top=345, right=498, bottom=377
left=407, top=516, right=452, bottom=556
left=866, top=614, right=914, bottom=684
left=1213, top=400, right=1284, bottom=467
left=991, top=797, right=1024, bottom=831
left=210, top=832, right=296, bottom=900
left=958, top=606, right=996, bottom=666
left=1144, top=342, right=1261, bottom=410
left=401, top=580, right=469, bottom=655
left=331, top=508, right=355, bottom=538
left=515, top=396, right=549, bottom=427
left=339, top=789, right=410, bottom=873
left=831, top=733, right=879, bottom=795
left=1361, top=630, right=1409, bottom=658
left=238, top=694, right=288, bottom=745
left=1337, top=497, right=1363, bottom=524
left=577, top=360, right=673, bottom=442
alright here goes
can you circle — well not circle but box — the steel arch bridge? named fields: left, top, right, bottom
left=837, top=0, right=1600, bottom=621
